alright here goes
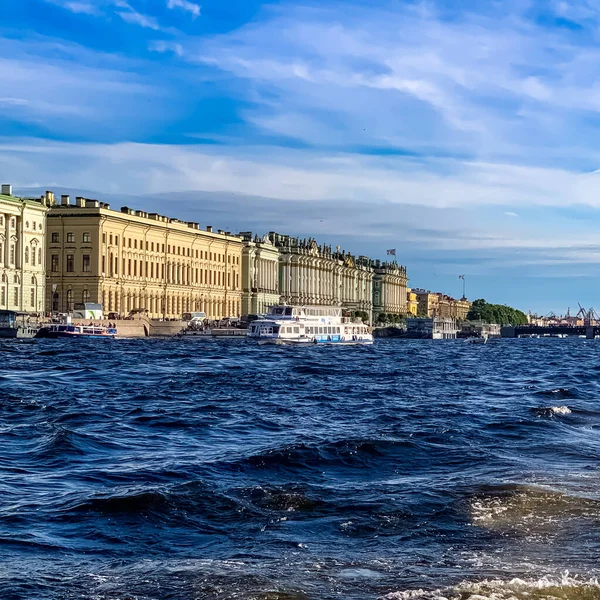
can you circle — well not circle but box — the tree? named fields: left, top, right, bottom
left=466, top=298, right=527, bottom=325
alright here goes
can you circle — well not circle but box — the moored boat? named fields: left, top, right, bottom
left=37, top=324, right=117, bottom=339
left=247, top=305, right=373, bottom=345
left=0, top=310, right=40, bottom=339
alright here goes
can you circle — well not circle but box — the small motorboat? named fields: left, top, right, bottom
left=466, top=335, right=488, bottom=344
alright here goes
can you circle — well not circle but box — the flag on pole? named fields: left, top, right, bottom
left=387, top=249, right=396, bottom=256
left=459, top=274, right=465, bottom=280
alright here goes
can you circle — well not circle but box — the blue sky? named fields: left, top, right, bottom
left=2, top=0, right=600, bottom=313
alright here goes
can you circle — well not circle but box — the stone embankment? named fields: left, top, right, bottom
left=71, top=317, right=186, bottom=338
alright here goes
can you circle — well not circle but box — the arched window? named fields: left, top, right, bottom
left=52, top=293, right=59, bottom=312
left=24, top=248, right=29, bottom=264
left=13, top=274, right=19, bottom=284
left=25, top=221, right=29, bottom=229
left=82, top=289, right=90, bottom=303
left=66, top=289, right=73, bottom=311
left=31, top=246, right=36, bottom=266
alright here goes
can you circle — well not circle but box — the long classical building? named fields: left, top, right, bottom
left=239, top=232, right=280, bottom=316
left=0, top=185, right=49, bottom=313
left=372, top=260, right=408, bottom=321
left=46, top=195, right=243, bottom=319
left=267, top=233, right=375, bottom=317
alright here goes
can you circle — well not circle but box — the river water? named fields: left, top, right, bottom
left=1, top=337, right=600, bottom=600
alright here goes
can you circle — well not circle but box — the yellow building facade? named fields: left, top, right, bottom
left=46, top=196, right=243, bottom=319
left=407, top=288, right=418, bottom=316
left=414, top=289, right=471, bottom=321
left=0, top=185, right=49, bottom=314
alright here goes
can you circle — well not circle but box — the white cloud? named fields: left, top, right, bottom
left=62, top=2, right=99, bottom=15
left=149, top=40, right=184, bottom=56
left=504, top=211, right=518, bottom=217
left=117, top=7, right=160, bottom=30
left=167, top=0, right=200, bottom=18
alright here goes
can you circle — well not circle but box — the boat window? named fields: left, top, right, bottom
left=293, top=327, right=299, bottom=334
left=284, top=307, right=293, bottom=316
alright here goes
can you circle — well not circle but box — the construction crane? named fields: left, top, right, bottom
left=577, top=303, right=599, bottom=326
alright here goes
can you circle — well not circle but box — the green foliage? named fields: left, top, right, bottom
left=467, top=298, right=528, bottom=326
left=375, top=312, right=405, bottom=325
left=351, top=310, right=370, bottom=323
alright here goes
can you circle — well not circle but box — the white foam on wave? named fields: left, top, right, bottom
left=383, top=572, right=600, bottom=600
left=549, top=406, right=572, bottom=415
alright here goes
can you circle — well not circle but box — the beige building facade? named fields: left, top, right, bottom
left=240, top=232, right=280, bottom=316
left=372, top=261, right=408, bottom=320
left=268, top=233, right=373, bottom=316
left=46, top=196, right=243, bottom=319
left=414, top=289, right=471, bottom=321
left=0, top=185, right=48, bottom=314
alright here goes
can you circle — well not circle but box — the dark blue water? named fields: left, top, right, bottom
left=2, top=338, right=600, bottom=600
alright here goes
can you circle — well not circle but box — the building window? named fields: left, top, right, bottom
left=66, top=255, right=74, bottom=272
left=0, top=216, right=3, bottom=226
left=10, top=218, right=15, bottom=229
left=82, top=289, right=90, bottom=304
left=128, top=259, right=131, bottom=276
left=83, top=232, right=91, bottom=243
left=30, top=288, right=35, bottom=307
left=67, top=232, right=75, bottom=243
left=38, top=248, right=41, bottom=265
left=14, top=287, right=18, bottom=306
left=51, top=255, right=59, bottom=272
left=25, top=221, right=29, bottom=229
left=52, top=293, right=58, bottom=312
left=52, top=232, right=59, bottom=243
left=102, top=255, right=106, bottom=273
left=115, top=236, right=119, bottom=246
left=33, top=222, right=36, bottom=230
left=66, top=289, right=73, bottom=311
left=1, top=286, right=4, bottom=306
left=24, top=247, right=29, bottom=264
left=103, top=233, right=107, bottom=244
left=82, top=255, right=91, bottom=272
left=31, top=246, right=36, bottom=266
left=9, top=244, right=15, bottom=264
left=134, top=239, right=137, bottom=249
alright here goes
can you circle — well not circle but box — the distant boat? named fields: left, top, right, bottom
left=466, top=335, right=488, bottom=344
left=37, top=324, right=117, bottom=339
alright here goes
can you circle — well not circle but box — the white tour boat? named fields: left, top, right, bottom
left=247, top=305, right=373, bottom=345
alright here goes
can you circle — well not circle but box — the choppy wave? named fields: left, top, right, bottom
left=2, top=337, right=600, bottom=598
left=384, top=573, right=600, bottom=600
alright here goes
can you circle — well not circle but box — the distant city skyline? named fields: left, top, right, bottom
left=3, top=0, right=600, bottom=314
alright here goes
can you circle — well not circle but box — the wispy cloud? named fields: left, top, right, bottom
left=116, top=4, right=160, bottom=30
left=62, top=1, right=100, bottom=15
left=149, top=40, right=184, bottom=56
left=504, top=211, right=518, bottom=217
left=167, top=0, right=200, bottom=19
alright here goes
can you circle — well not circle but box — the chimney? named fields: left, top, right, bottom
left=61, top=194, right=70, bottom=206
left=87, top=199, right=99, bottom=208
left=1, top=184, right=12, bottom=196
left=75, top=196, right=86, bottom=207
left=206, top=225, right=213, bottom=233
left=45, top=191, right=55, bottom=205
